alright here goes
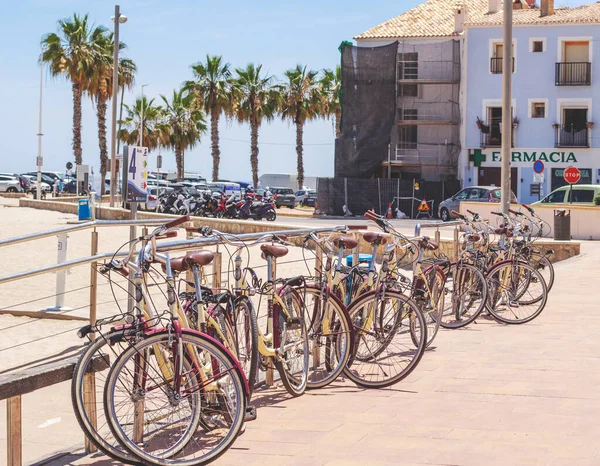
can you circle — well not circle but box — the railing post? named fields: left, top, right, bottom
left=42, top=232, right=72, bottom=312
left=212, top=247, right=222, bottom=290
left=454, top=226, right=459, bottom=261
left=7, top=396, right=22, bottom=466
left=84, top=228, right=99, bottom=454
left=186, top=228, right=194, bottom=293
left=265, top=257, right=277, bottom=387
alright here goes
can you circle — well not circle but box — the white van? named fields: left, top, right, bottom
left=207, top=182, right=241, bottom=197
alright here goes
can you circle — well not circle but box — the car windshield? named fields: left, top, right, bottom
left=489, top=189, right=518, bottom=202
left=275, top=188, right=293, bottom=195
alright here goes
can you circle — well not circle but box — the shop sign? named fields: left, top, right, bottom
left=490, top=151, right=577, bottom=163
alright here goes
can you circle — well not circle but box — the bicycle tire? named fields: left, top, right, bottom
left=344, top=290, right=427, bottom=389
left=71, top=331, right=141, bottom=465
left=486, top=261, right=548, bottom=324
left=233, top=296, right=259, bottom=394
left=273, top=285, right=310, bottom=397
left=438, top=263, right=488, bottom=329
left=529, top=252, right=554, bottom=292
left=104, top=331, right=247, bottom=466
left=303, top=285, right=354, bottom=389
left=411, top=266, right=444, bottom=346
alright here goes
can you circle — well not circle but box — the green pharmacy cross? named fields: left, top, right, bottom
left=470, top=149, right=486, bottom=167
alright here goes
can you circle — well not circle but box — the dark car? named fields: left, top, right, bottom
left=300, top=190, right=317, bottom=207
left=271, top=187, right=296, bottom=208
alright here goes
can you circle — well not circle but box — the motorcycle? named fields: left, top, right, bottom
left=237, top=195, right=276, bottom=221
left=216, top=193, right=239, bottom=219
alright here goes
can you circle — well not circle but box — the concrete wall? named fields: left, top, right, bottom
left=459, top=200, right=598, bottom=241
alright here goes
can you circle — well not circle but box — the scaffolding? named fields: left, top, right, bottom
left=390, top=40, right=461, bottom=181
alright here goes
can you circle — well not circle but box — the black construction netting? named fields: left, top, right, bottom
left=335, top=41, right=398, bottom=178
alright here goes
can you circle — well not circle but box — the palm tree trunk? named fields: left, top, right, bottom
left=296, top=121, right=304, bottom=190
left=335, top=109, right=341, bottom=138
left=175, top=148, right=183, bottom=181
left=180, top=149, right=185, bottom=180
left=211, top=108, right=220, bottom=181
left=250, top=117, right=259, bottom=189
left=97, top=94, right=108, bottom=187
left=72, top=81, right=83, bottom=165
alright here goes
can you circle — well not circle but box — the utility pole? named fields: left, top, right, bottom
left=36, top=49, right=43, bottom=201
left=500, top=0, right=513, bottom=214
left=109, top=5, right=127, bottom=207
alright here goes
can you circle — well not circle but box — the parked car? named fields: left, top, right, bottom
left=295, top=189, right=316, bottom=205
left=25, top=172, right=56, bottom=186
left=532, top=184, right=600, bottom=205
left=22, top=174, right=51, bottom=192
left=438, top=186, right=518, bottom=221
left=301, top=191, right=317, bottom=207
left=0, top=174, right=24, bottom=193
left=0, top=173, right=31, bottom=192
left=271, top=187, right=296, bottom=208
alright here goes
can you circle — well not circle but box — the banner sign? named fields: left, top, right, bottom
left=127, top=146, right=148, bottom=202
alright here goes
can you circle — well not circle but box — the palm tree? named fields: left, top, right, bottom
left=321, top=65, right=342, bottom=138
left=232, top=64, right=280, bottom=189
left=160, top=89, right=207, bottom=180
left=87, top=31, right=136, bottom=183
left=41, top=13, right=106, bottom=165
left=184, top=55, right=231, bottom=181
left=118, top=97, right=164, bottom=151
left=281, top=65, right=323, bottom=189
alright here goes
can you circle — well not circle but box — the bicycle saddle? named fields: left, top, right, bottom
left=363, top=232, right=387, bottom=246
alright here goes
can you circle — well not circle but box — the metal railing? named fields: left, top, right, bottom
left=490, top=57, right=514, bottom=74
left=555, top=62, right=591, bottom=86
left=554, top=124, right=589, bottom=147
left=480, top=128, right=514, bottom=148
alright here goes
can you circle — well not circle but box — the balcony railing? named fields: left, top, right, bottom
left=555, top=62, right=591, bottom=86
left=554, top=124, right=589, bottom=147
left=490, top=57, right=514, bottom=74
left=397, top=60, right=460, bottom=83
left=480, top=127, right=515, bottom=148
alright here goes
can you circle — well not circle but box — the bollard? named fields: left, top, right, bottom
left=453, top=226, right=459, bottom=261
left=42, top=233, right=72, bottom=312
left=434, top=229, right=441, bottom=246
left=7, top=396, right=21, bottom=466
left=212, top=250, right=222, bottom=290
left=265, top=257, right=277, bottom=387
left=352, top=232, right=360, bottom=267
left=84, top=228, right=99, bottom=454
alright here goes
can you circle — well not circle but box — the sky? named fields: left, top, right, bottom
left=0, top=0, right=424, bottom=182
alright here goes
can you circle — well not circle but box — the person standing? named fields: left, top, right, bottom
left=53, top=179, right=59, bottom=197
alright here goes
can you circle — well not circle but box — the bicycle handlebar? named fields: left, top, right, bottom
left=164, top=215, right=191, bottom=230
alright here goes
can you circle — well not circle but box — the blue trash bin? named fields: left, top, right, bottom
left=78, top=199, right=91, bottom=221
left=345, top=254, right=373, bottom=267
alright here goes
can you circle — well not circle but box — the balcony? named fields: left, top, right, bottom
left=490, top=57, right=515, bottom=74
left=554, top=124, right=590, bottom=147
left=397, top=60, right=460, bottom=84
left=480, top=126, right=515, bottom=148
left=555, top=62, right=591, bottom=86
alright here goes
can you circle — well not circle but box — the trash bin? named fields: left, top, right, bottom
left=345, top=254, right=373, bottom=267
left=78, top=199, right=91, bottom=221
left=553, top=209, right=570, bottom=240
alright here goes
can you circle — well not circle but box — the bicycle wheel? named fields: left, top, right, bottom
left=303, top=286, right=353, bottom=389
left=344, top=290, right=427, bottom=388
left=439, top=263, right=488, bottom=329
left=71, top=331, right=141, bottom=465
left=529, top=252, right=554, bottom=292
left=486, top=261, right=548, bottom=324
left=232, top=296, right=259, bottom=393
left=104, top=331, right=247, bottom=466
left=273, top=285, right=310, bottom=397
left=411, top=266, right=444, bottom=347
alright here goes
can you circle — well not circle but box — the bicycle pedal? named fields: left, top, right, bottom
left=244, top=405, right=257, bottom=422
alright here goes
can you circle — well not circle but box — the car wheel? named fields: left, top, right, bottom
left=6, top=187, right=17, bottom=193
left=276, top=205, right=280, bottom=209
left=440, top=208, right=450, bottom=222
left=287, top=205, right=294, bottom=209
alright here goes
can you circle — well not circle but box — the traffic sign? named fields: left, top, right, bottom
left=417, top=198, right=430, bottom=212
left=66, top=161, right=73, bottom=170
left=563, top=166, right=581, bottom=184
left=533, top=172, right=544, bottom=183
left=533, top=160, right=544, bottom=174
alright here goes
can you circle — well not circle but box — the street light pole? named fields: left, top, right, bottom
left=109, top=5, right=127, bottom=207
left=36, top=49, right=43, bottom=201
left=500, top=0, right=513, bottom=214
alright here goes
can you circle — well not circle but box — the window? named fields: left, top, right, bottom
left=398, top=125, right=417, bottom=150
left=398, top=53, right=418, bottom=80
left=490, top=40, right=516, bottom=73
left=533, top=41, right=544, bottom=52
left=542, top=190, right=566, bottom=203
left=402, top=109, right=418, bottom=120
left=532, top=102, right=546, bottom=118
left=398, top=83, right=418, bottom=97
left=467, top=189, right=482, bottom=200
left=568, top=189, right=595, bottom=203
left=529, top=38, right=546, bottom=53
left=454, top=189, right=469, bottom=200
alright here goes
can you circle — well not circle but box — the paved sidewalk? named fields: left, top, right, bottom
left=1, top=202, right=600, bottom=465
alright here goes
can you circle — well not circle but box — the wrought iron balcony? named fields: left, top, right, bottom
left=555, top=62, right=591, bottom=86
left=554, top=124, right=590, bottom=147
left=490, top=57, right=514, bottom=74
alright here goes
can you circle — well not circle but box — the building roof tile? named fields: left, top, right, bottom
left=355, top=0, right=600, bottom=40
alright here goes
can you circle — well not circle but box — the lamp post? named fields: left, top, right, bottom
left=109, top=5, right=127, bottom=207
left=500, top=0, right=513, bottom=214
left=36, top=48, right=43, bottom=201
left=139, top=84, right=149, bottom=147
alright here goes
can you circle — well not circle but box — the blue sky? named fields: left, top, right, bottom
left=0, top=0, right=421, bottom=182
left=1, top=0, right=589, bottom=182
